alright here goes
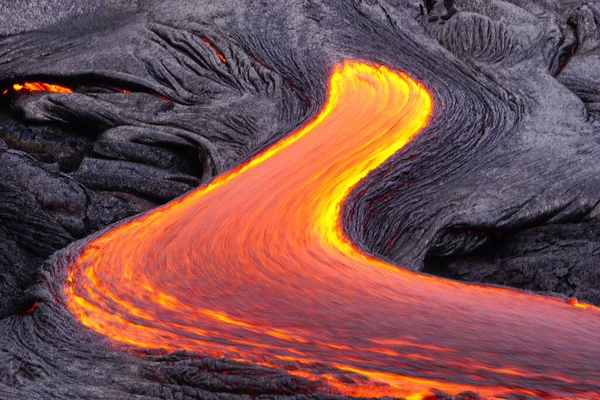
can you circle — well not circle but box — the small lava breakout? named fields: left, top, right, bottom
left=63, top=61, right=600, bottom=399
left=12, top=82, right=73, bottom=94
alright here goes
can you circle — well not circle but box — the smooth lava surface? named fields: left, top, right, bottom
left=63, top=61, right=600, bottom=399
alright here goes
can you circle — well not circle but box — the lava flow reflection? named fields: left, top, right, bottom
left=64, top=61, right=600, bottom=399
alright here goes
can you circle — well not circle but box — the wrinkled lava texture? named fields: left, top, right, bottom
left=2, top=1, right=600, bottom=399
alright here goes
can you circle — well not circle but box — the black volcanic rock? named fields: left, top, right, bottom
left=1, top=0, right=600, bottom=399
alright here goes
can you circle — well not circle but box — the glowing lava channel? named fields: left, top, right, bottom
left=12, top=82, right=73, bottom=93
left=64, top=61, right=600, bottom=399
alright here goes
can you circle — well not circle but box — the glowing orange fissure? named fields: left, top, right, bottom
left=11, top=82, right=73, bottom=94
left=3, top=82, right=173, bottom=102
left=201, top=37, right=227, bottom=64
left=64, top=61, right=600, bottom=399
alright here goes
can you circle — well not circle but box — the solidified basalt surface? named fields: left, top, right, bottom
left=1, top=1, right=600, bottom=399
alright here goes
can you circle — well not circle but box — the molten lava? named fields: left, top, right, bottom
left=64, top=61, right=600, bottom=399
left=12, top=82, right=73, bottom=93
left=201, top=37, right=227, bottom=64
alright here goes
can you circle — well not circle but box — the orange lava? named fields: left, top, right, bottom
left=64, top=61, right=600, bottom=399
left=201, top=37, right=227, bottom=64
left=12, top=82, right=73, bottom=93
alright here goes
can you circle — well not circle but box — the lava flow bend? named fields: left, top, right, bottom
left=64, top=61, right=600, bottom=399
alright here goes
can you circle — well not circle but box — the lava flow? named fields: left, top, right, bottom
left=11, top=82, right=73, bottom=94
left=64, top=61, right=600, bottom=399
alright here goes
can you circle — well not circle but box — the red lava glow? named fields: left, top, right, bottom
left=201, top=37, right=227, bottom=63
left=12, top=82, right=73, bottom=93
left=64, top=61, right=600, bottom=399
left=3, top=82, right=174, bottom=102
left=25, top=301, right=38, bottom=314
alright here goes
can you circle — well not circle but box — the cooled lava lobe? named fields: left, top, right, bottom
left=1, top=1, right=600, bottom=399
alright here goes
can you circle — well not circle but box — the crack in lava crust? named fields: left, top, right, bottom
left=63, top=61, right=600, bottom=399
